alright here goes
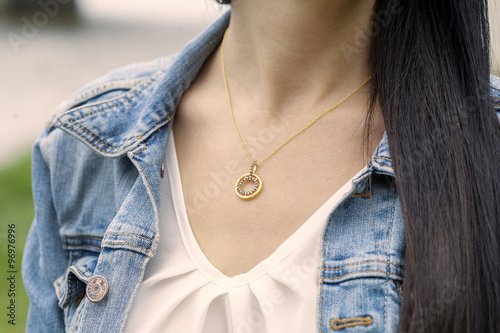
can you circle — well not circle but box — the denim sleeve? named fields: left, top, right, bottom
left=22, top=128, right=68, bottom=332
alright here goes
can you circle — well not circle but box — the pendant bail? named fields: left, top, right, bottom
left=250, top=160, right=257, bottom=177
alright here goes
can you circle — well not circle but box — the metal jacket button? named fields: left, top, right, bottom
left=86, top=275, right=109, bottom=303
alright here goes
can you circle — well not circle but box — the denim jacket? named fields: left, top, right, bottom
left=22, top=11, right=500, bottom=333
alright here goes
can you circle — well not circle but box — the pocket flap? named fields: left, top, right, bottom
left=54, top=255, right=98, bottom=309
left=322, top=258, right=404, bottom=283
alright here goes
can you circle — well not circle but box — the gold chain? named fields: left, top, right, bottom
left=221, top=29, right=372, bottom=167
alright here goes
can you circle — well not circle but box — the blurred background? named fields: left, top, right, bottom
left=0, top=1, right=498, bottom=331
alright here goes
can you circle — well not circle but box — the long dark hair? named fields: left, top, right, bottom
left=370, top=0, right=500, bottom=332
left=215, top=0, right=500, bottom=332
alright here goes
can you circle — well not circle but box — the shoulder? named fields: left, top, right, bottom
left=31, top=56, right=182, bottom=225
left=36, top=53, right=182, bottom=162
left=33, top=54, right=177, bottom=175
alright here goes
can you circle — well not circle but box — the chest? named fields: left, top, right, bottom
left=171, top=112, right=377, bottom=277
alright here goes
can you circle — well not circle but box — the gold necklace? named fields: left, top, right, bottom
left=221, top=30, right=372, bottom=200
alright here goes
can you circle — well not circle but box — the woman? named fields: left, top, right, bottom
left=22, top=0, right=500, bottom=332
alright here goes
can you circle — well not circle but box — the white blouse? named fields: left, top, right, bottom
left=125, top=128, right=363, bottom=333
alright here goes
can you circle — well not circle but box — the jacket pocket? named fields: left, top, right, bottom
left=54, top=236, right=102, bottom=329
left=319, top=259, right=403, bottom=332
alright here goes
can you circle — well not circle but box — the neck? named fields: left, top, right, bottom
left=221, top=0, right=376, bottom=117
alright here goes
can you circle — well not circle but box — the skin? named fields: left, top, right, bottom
left=173, top=0, right=384, bottom=276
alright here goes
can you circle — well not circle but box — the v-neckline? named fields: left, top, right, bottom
left=165, top=124, right=364, bottom=288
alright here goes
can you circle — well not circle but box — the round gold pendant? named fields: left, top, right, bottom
left=235, top=161, right=263, bottom=200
